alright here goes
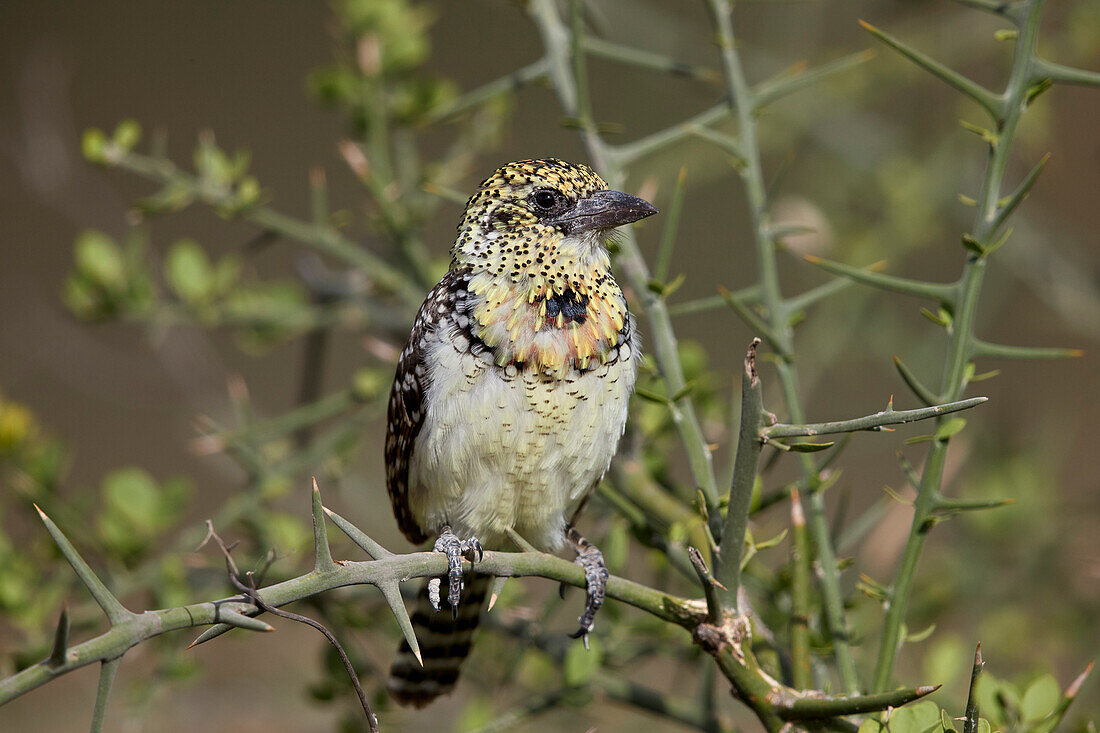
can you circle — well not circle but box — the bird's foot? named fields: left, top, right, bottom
left=432, top=525, right=483, bottom=619
left=566, top=527, right=609, bottom=649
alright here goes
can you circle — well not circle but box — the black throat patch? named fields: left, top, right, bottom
left=545, top=289, right=589, bottom=325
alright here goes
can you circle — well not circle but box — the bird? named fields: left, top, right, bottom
left=384, top=158, right=656, bottom=707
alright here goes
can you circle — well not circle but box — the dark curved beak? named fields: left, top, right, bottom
left=549, top=189, right=658, bottom=234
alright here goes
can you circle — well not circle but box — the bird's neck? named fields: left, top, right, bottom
left=458, top=232, right=628, bottom=377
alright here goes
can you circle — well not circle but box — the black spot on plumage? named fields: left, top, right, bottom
left=545, top=289, right=589, bottom=325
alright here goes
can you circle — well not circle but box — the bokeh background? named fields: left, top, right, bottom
left=1, top=1, right=1097, bottom=731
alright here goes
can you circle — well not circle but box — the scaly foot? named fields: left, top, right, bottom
left=433, top=525, right=483, bottom=619
left=566, top=527, right=609, bottom=649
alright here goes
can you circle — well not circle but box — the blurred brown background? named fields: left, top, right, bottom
left=1, top=0, right=1097, bottom=730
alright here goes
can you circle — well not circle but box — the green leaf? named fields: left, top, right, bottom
left=906, top=622, right=937, bottom=643
left=75, top=231, right=127, bottom=291
left=990, top=154, right=1050, bottom=233
left=923, top=635, right=967, bottom=692
left=165, top=239, right=214, bottom=304
left=661, top=272, right=687, bottom=299
left=193, top=137, right=232, bottom=186
left=920, top=307, right=951, bottom=327
left=941, top=708, right=957, bottom=732
left=96, top=468, right=190, bottom=561
left=563, top=635, right=601, bottom=687
left=111, top=119, right=142, bottom=152
left=976, top=674, right=1021, bottom=728
left=352, top=368, right=388, bottom=401
left=935, top=418, right=967, bottom=440
left=82, top=129, right=108, bottom=163
left=788, top=441, right=836, bottom=453
left=634, top=387, right=668, bottom=405
left=266, top=513, right=311, bottom=555
left=211, top=255, right=242, bottom=296
left=898, top=701, right=945, bottom=733
left=958, top=120, right=998, bottom=147
left=235, top=176, right=262, bottom=208
left=753, top=528, right=788, bottom=551
left=961, top=233, right=986, bottom=256
left=1020, top=674, right=1059, bottom=722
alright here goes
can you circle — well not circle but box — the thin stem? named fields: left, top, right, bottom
left=763, top=397, right=986, bottom=438
left=704, top=0, right=859, bottom=692
left=582, top=37, right=720, bottom=83
left=714, top=339, right=763, bottom=610
left=610, top=103, right=732, bottom=165
left=789, top=490, right=812, bottom=689
left=962, top=643, right=983, bottom=733
left=872, top=0, right=1048, bottom=691
left=425, top=58, right=551, bottom=124
left=90, top=658, right=121, bottom=733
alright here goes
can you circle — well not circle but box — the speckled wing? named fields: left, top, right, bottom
left=385, top=273, right=461, bottom=544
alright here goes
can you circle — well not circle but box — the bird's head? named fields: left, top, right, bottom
left=453, top=159, right=656, bottom=374
left=454, top=158, right=657, bottom=269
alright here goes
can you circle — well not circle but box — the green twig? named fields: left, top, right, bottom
left=869, top=0, right=1083, bottom=691
left=803, top=255, right=957, bottom=302
left=655, top=166, right=689, bottom=283
left=714, top=339, right=763, bottom=611
left=789, top=490, right=812, bottom=690
left=90, top=658, right=121, bottom=733
left=753, top=49, right=876, bottom=109
left=763, top=397, right=986, bottom=439
left=962, top=642, right=983, bottom=733
left=582, top=37, right=720, bottom=83
left=705, top=0, right=861, bottom=692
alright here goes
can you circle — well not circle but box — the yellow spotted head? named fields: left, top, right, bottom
left=452, top=159, right=656, bottom=376
left=454, top=158, right=656, bottom=266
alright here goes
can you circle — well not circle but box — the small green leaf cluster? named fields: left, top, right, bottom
left=308, top=0, right=456, bottom=130
left=64, top=229, right=155, bottom=320
left=96, top=468, right=190, bottom=565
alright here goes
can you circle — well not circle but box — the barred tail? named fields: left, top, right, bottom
left=387, top=574, right=490, bottom=707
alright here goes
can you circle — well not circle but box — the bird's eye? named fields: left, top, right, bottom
left=532, top=189, right=560, bottom=210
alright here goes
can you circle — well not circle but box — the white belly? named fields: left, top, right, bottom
left=408, top=323, right=637, bottom=551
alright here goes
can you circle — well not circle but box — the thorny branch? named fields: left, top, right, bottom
left=201, top=523, right=379, bottom=733
left=1, top=484, right=947, bottom=732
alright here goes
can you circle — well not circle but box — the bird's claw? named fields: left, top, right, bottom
left=567, top=529, right=609, bottom=648
left=427, top=577, right=442, bottom=612
left=433, top=526, right=482, bottom=619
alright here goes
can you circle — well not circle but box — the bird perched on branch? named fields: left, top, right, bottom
left=384, top=158, right=656, bottom=706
